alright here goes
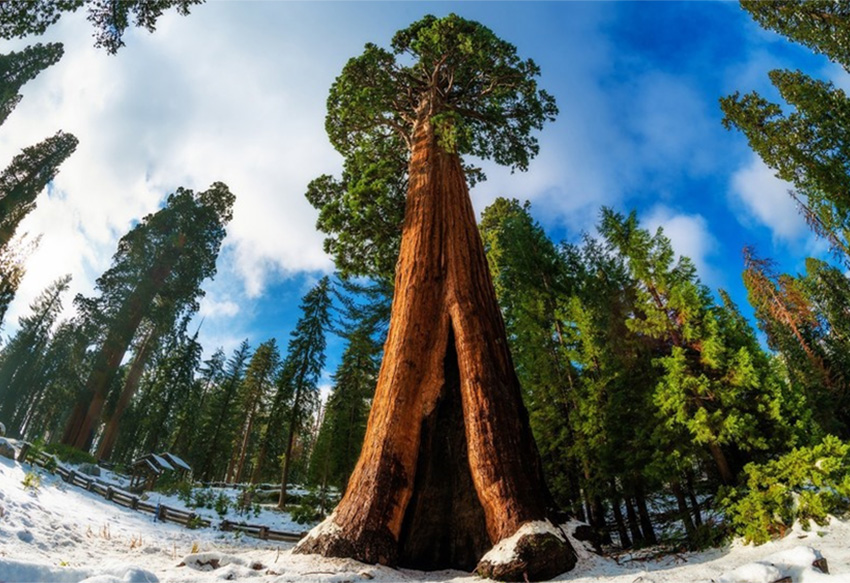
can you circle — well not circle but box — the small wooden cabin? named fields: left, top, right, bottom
left=129, top=452, right=192, bottom=491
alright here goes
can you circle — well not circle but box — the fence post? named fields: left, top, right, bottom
left=106, top=486, right=114, bottom=501
left=259, top=526, right=269, bottom=540
left=67, top=469, right=75, bottom=484
left=17, top=442, right=29, bottom=463
left=131, top=496, right=139, bottom=510
left=157, top=505, right=167, bottom=522
left=220, top=519, right=231, bottom=532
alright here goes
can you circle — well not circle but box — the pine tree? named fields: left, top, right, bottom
left=195, top=340, right=250, bottom=481
left=227, top=338, right=279, bottom=483
left=479, top=198, right=580, bottom=511
left=0, top=1, right=203, bottom=55
left=722, top=2, right=850, bottom=259
left=273, top=277, right=332, bottom=507
left=309, top=316, right=381, bottom=491
left=0, top=274, right=70, bottom=434
left=0, top=43, right=64, bottom=127
left=600, top=210, right=785, bottom=490
left=0, top=132, right=78, bottom=266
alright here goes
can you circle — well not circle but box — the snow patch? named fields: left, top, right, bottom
left=178, top=551, right=244, bottom=571
left=297, top=511, right=342, bottom=549
left=478, top=519, right=565, bottom=565
left=719, top=546, right=829, bottom=583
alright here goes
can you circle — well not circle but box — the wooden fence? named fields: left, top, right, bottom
left=17, top=443, right=305, bottom=542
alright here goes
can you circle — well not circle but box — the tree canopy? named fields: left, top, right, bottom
left=308, top=13, right=557, bottom=282
left=0, top=0, right=204, bottom=54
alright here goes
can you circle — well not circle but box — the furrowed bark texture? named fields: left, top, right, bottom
left=296, top=116, right=575, bottom=579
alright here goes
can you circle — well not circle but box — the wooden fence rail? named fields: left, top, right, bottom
left=17, top=444, right=304, bottom=541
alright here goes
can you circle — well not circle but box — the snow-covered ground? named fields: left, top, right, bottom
left=2, top=445, right=850, bottom=583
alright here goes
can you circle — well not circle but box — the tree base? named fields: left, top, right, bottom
left=475, top=520, right=577, bottom=582
left=297, top=517, right=578, bottom=582
left=294, top=513, right=398, bottom=567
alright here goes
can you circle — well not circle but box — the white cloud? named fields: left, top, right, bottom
left=729, top=155, right=807, bottom=243
left=198, top=297, right=239, bottom=320
left=644, top=206, right=720, bottom=285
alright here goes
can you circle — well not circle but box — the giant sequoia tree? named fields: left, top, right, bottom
left=295, top=15, right=574, bottom=581
left=62, top=183, right=234, bottom=450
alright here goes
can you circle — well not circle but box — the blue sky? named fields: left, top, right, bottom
left=0, top=1, right=843, bottom=386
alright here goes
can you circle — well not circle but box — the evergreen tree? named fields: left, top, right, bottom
left=227, top=338, right=279, bottom=483
left=722, top=2, right=850, bottom=259
left=0, top=43, right=64, bottom=127
left=115, top=320, right=202, bottom=461
left=273, top=277, right=332, bottom=507
left=599, top=209, right=786, bottom=489
left=0, top=0, right=204, bottom=54
left=63, top=182, right=234, bottom=450
left=0, top=274, right=70, bottom=434
left=309, top=316, right=381, bottom=491
left=0, top=132, right=78, bottom=268
left=296, top=16, right=572, bottom=578
left=479, top=198, right=580, bottom=511
left=195, top=339, right=250, bottom=481
left=18, top=319, right=89, bottom=440
left=0, top=234, right=39, bottom=326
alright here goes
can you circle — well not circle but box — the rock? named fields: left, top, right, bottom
left=0, top=421, right=5, bottom=437
left=0, top=437, right=15, bottom=460
left=78, top=463, right=101, bottom=477
left=476, top=521, right=577, bottom=582
left=812, top=557, right=829, bottom=574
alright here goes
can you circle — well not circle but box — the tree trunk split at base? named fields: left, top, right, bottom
left=295, top=117, right=576, bottom=581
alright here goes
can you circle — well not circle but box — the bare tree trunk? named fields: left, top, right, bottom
left=623, top=495, right=644, bottom=546
left=609, top=482, right=631, bottom=549
left=96, top=330, right=156, bottom=460
left=671, top=480, right=696, bottom=538
left=634, top=480, right=657, bottom=545
left=709, top=441, right=734, bottom=486
left=295, top=112, right=575, bottom=579
left=66, top=256, right=177, bottom=450
left=685, top=469, right=703, bottom=527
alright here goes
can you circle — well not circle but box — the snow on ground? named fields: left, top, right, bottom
left=2, top=446, right=850, bottom=583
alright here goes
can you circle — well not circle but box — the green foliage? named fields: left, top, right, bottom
left=43, top=442, right=95, bottom=466
left=0, top=275, right=71, bottom=431
left=723, top=3, right=850, bottom=259
left=0, top=43, right=64, bottom=127
left=192, top=488, right=215, bottom=510
left=310, top=13, right=556, bottom=282
left=719, top=436, right=850, bottom=544
left=289, top=488, right=331, bottom=525
left=21, top=470, right=41, bottom=492
left=0, top=0, right=203, bottom=54
left=0, top=131, right=78, bottom=253
left=214, top=492, right=230, bottom=518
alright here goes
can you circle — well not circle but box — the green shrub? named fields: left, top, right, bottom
left=289, top=488, right=329, bottom=524
left=192, top=488, right=215, bottom=509
left=214, top=492, right=230, bottom=517
left=719, top=435, right=850, bottom=544
left=43, top=443, right=97, bottom=466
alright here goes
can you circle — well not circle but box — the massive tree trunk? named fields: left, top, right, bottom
left=63, top=253, right=178, bottom=450
left=95, top=329, right=157, bottom=461
left=296, top=112, right=575, bottom=581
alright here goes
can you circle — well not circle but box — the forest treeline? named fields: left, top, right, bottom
left=3, top=0, right=850, bottom=552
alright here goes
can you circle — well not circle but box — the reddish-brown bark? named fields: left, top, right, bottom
left=296, top=112, right=575, bottom=579
left=95, top=330, right=157, bottom=460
